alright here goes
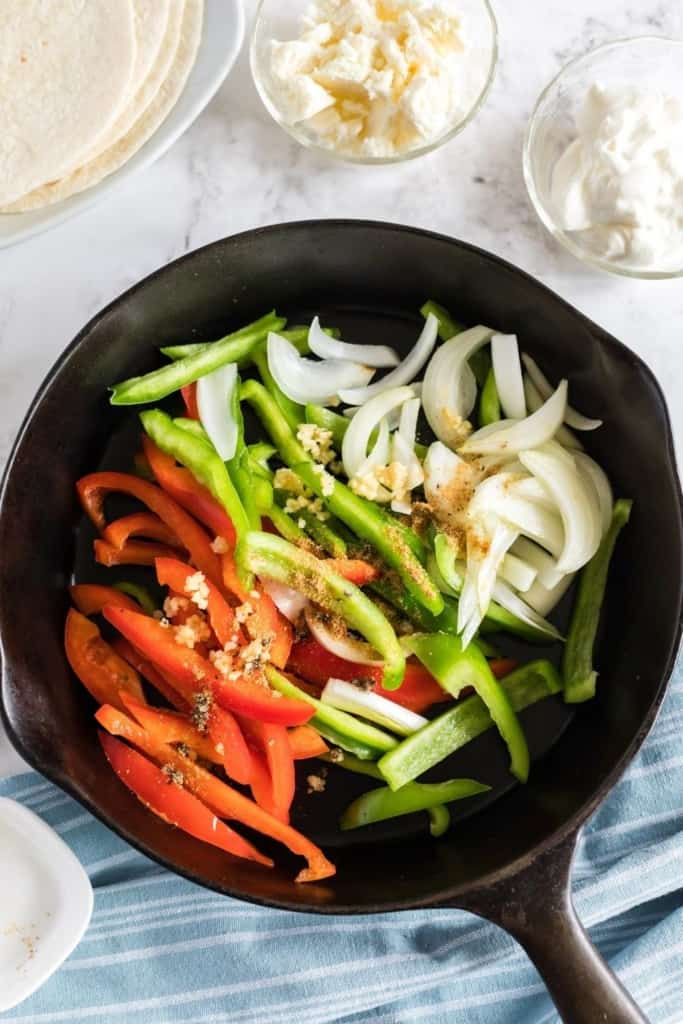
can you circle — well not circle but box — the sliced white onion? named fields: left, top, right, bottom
left=523, top=375, right=583, bottom=450
left=399, top=397, right=421, bottom=446
left=422, top=324, right=494, bottom=449
left=338, top=313, right=439, bottom=405
left=491, top=579, right=564, bottom=642
left=460, top=380, right=568, bottom=457
left=519, top=444, right=602, bottom=573
left=308, top=316, right=399, bottom=368
left=491, top=334, right=526, bottom=419
left=267, top=332, right=374, bottom=405
left=305, top=607, right=383, bottom=666
left=321, top=678, right=428, bottom=737
left=511, top=537, right=565, bottom=589
left=499, top=552, right=537, bottom=593
left=523, top=572, right=576, bottom=617
left=262, top=580, right=309, bottom=623
left=196, top=363, right=239, bottom=461
left=522, top=353, right=602, bottom=431
left=342, top=386, right=414, bottom=479
left=574, top=452, right=613, bottom=536
left=390, top=431, right=424, bottom=514
left=469, top=473, right=565, bottom=557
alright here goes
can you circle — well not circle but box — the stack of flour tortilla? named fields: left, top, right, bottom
left=0, top=0, right=204, bottom=213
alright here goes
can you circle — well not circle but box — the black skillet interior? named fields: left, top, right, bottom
left=1, top=221, right=681, bottom=913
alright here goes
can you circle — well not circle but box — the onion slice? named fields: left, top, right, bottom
left=321, top=678, right=428, bottom=736
left=460, top=380, right=568, bottom=457
left=342, top=386, right=415, bottom=479
left=511, top=537, right=565, bottom=589
left=305, top=606, right=383, bottom=666
left=523, top=573, right=576, bottom=617
left=308, top=316, right=399, bottom=368
left=523, top=375, right=582, bottom=450
left=499, top=552, right=537, bottom=593
left=491, top=580, right=564, bottom=641
left=491, top=334, right=526, bottom=419
left=422, top=324, right=494, bottom=449
left=196, top=363, right=239, bottom=461
left=267, top=332, right=374, bottom=405
left=469, top=473, right=565, bottom=557
left=339, top=313, right=439, bottom=405
left=262, top=580, right=309, bottom=622
left=574, top=452, right=613, bottom=536
left=522, top=353, right=602, bottom=431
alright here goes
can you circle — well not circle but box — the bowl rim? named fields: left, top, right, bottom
left=523, top=34, right=683, bottom=280
left=249, top=0, right=499, bottom=165
left=1, top=219, right=681, bottom=913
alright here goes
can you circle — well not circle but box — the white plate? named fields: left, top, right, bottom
left=0, top=798, right=93, bottom=1012
left=0, top=0, right=245, bottom=250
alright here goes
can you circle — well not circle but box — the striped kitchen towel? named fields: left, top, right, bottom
left=1, top=654, right=682, bottom=1024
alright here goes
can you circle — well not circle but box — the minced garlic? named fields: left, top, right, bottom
left=185, top=571, right=210, bottom=611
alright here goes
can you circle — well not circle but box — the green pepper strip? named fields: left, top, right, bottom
left=478, top=367, right=501, bottom=427
left=428, top=805, right=451, bottom=837
left=111, top=316, right=285, bottom=405
left=379, top=660, right=561, bottom=791
left=173, top=417, right=210, bottom=440
left=340, top=776, right=489, bottom=830
left=140, top=410, right=251, bottom=547
left=241, top=380, right=441, bottom=614
left=225, top=376, right=262, bottom=531
left=242, top=532, right=405, bottom=688
left=265, top=667, right=397, bottom=759
left=248, top=442, right=277, bottom=469
left=563, top=499, right=632, bottom=704
left=113, top=582, right=157, bottom=614
left=289, top=506, right=348, bottom=558
left=402, top=633, right=530, bottom=783
left=161, top=325, right=338, bottom=361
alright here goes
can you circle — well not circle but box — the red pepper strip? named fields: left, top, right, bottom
left=104, top=607, right=252, bottom=784
left=219, top=554, right=293, bottom=670
left=96, top=706, right=335, bottom=882
left=323, top=559, right=380, bottom=585
left=65, top=609, right=146, bottom=712
left=288, top=638, right=451, bottom=714
left=155, top=557, right=243, bottom=650
left=103, top=606, right=314, bottom=727
left=98, top=730, right=272, bottom=867
left=102, top=512, right=183, bottom=550
left=78, top=472, right=223, bottom=586
left=120, top=692, right=223, bottom=765
left=111, top=637, right=189, bottom=712
left=245, top=747, right=279, bottom=818
left=94, top=539, right=181, bottom=568
left=239, top=718, right=294, bottom=824
left=143, top=437, right=236, bottom=547
left=70, top=584, right=140, bottom=617
left=288, top=725, right=329, bottom=760
left=490, top=658, right=519, bottom=679
left=181, top=383, right=200, bottom=421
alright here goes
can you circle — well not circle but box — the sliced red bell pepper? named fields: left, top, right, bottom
left=219, top=554, right=292, bottom=669
left=287, top=638, right=451, bottom=714
left=323, top=558, right=380, bottom=585
left=120, top=692, right=223, bottom=764
left=65, top=609, right=146, bottom=711
left=70, top=584, right=140, bottom=617
left=239, top=717, right=294, bottom=824
left=111, top=636, right=189, bottom=711
left=98, top=730, right=271, bottom=867
left=490, top=658, right=519, bottom=679
left=245, top=747, right=279, bottom=818
left=103, top=605, right=313, bottom=727
left=181, top=383, right=200, bottom=421
left=77, top=472, right=223, bottom=585
left=288, top=725, right=329, bottom=760
left=97, top=705, right=335, bottom=882
left=94, top=539, right=180, bottom=568
left=102, top=512, right=182, bottom=550
left=142, top=437, right=236, bottom=546
left=155, top=557, right=243, bottom=650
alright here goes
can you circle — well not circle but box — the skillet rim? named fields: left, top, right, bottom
left=1, top=219, right=682, bottom=914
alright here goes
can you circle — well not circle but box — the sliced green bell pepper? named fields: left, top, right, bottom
left=478, top=367, right=501, bottom=426
left=340, top=777, right=489, bottom=830
left=112, top=581, right=157, bottom=614
left=420, top=300, right=465, bottom=341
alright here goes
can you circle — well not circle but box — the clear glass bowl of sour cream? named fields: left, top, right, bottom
left=524, top=37, right=683, bottom=279
left=250, top=0, right=497, bottom=165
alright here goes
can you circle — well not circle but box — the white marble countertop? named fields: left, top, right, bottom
left=1, top=0, right=682, bottom=778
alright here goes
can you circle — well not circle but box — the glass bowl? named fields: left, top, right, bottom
left=523, top=36, right=683, bottom=279
left=250, top=0, right=498, bottom=166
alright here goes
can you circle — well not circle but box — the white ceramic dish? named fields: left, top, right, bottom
left=0, top=798, right=93, bottom=1012
left=0, top=0, right=245, bottom=250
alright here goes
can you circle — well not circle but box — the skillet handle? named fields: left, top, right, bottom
left=453, top=832, right=649, bottom=1024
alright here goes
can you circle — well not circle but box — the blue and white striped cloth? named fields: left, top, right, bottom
left=1, top=654, right=682, bottom=1024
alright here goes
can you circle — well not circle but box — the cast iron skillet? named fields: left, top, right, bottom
left=1, top=222, right=681, bottom=1024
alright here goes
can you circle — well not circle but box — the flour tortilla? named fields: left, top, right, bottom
left=84, top=0, right=184, bottom=166
left=0, top=0, right=137, bottom=206
left=128, top=0, right=172, bottom=98
left=3, top=0, right=203, bottom=213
